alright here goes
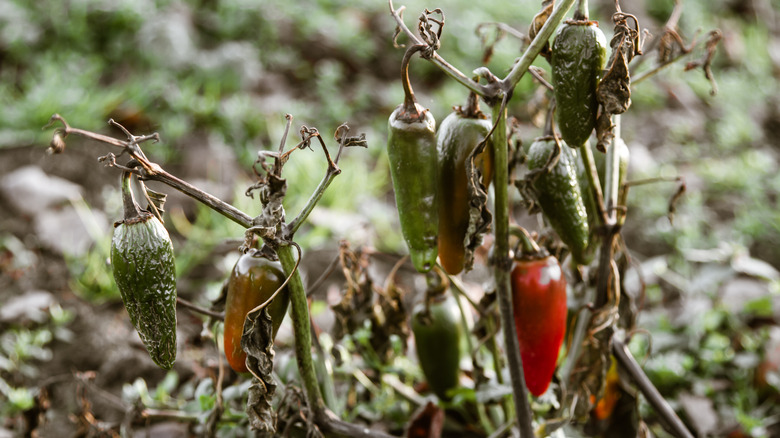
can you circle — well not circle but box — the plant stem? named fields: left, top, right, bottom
left=277, top=243, right=325, bottom=415
left=612, top=336, right=694, bottom=438
left=491, top=103, right=534, bottom=438
left=578, top=142, right=608, bottom=226
left=176, top=297, right=225, bottom=320
left=604, top=116, right=622, bottom=216
left=449, top=281, right=496, bottom=434
left=595, top=116, right=621, bottom=308
left=286, top=162, right=341, bottom=237
left=503, top=0, right=577, bottom=91
left=575, top=0, right=589, bottom=21
left=559, top=288, right=594, bottom=384
left=144, top=169, right=254, bottom=228
left=45, top=115, right=255, bottom=228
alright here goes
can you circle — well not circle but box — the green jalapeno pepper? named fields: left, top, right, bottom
left=551, top=19, right=607, bottom=147
left=111, top=170, right=177, bottom=369
left=411, top=292, right=462, bottom=400
left=527, top=136, right=592, bottom=265
left=387, top=45, right=439, bottom=273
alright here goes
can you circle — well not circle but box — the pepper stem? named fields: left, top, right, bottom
left=509, top=225, right=542, bottom=256
left=119, top=168, right=144, bottom=222
left=575, top=0, right=589, bottom=21
left=400, top=44, right=426, bottom=118
left=459, top=90, right=485, bottom=119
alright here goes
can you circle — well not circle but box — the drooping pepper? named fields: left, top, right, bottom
left=411, top=292, right=462, bottom=400
left=551, top=16, right=607, bottom=147
left=436, top=92, right=494, bottom=275
left=387, top=45, right=438, bottom=273
left=511, top=253, right=567, bottom=396
left=111, top=170, right=177, bottom=370
left=223, top=250, right=290, bottom=373
left=527, top=136, right=592, bottom=265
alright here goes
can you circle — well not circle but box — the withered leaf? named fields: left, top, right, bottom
left=463, top=137, right=493, bottom=273
left=242, top=307, right=277, bottom=436
left=528, top=0, right=555, bottom=59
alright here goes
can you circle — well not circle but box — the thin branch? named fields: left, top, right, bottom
left=285, top=134, right=342, bottom=238
left=578, top=142, right=609, bottom=227
left=503, top=0, right=578, bottom=92
left=388, top=0, right=490, bottom=97
left=144, top=169, right=253, bottom=228
left=528, top=66, right=554, bottom=92
left=277, top=243, right=326, bottom=416
left=477, top=22, right=530, bottom=43
left=177, top=297, right=224, bottom=320
left=612, top=336, right=695, bottom=438
left=306, top=252, right=342, bottom=298
left=44, top=115, right=254, bottom=229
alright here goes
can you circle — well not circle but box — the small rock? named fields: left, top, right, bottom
left=720, top=277, right=771, bottom=314
left=0, top=290, right=55, bottom=324
left=0, top=165, right=83, bottom=217
left=33, top=204, right=109, bottom=257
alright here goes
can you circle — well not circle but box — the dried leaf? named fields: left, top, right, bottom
left=242, top=307, right=277, bottom=436
left=463, top=137, right=493, bottom=272
left=405, top=402, right=444, bottom=438
left=528, top=0, right=555, bottom=59
left=48, top=131, right=66, bottom=154
left=331, top=243, right=374, bottom=340
left=568, top=324, right=614, bottom=419
left=597, top=10, right=643, bottom=148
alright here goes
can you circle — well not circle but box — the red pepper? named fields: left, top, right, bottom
left=511, top=255, right=567, bottom=396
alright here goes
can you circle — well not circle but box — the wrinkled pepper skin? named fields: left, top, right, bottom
left=436, top=111, right=494, bottom=275
left=551, top=20, right=607, bottom=147
left=224, top=253, right=290, bottom=373
left=411, top=294, right=462, bottom=400
left=111, top=212, right=177, bottom=370
left=387, top=104, right=439, bottom=273
left=527, top=137, right=591, bottom=264
left=511, top=255, right=567, bottom=396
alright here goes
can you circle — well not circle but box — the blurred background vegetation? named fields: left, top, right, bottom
left=1, top=0, right=779, bottom=436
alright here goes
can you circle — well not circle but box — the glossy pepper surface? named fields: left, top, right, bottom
left=527, top=137, right=591, bottom=265
left=436, top=99, right=494, bottom=275
left=551, top=20, right=607, bottom=147
left=224, top=251, right=290, bottom=373
left=111, top=171, right=177, bottom=370
left=511, top=255, right=567, bottom=396
left=411, top=293, right=462, bottom=400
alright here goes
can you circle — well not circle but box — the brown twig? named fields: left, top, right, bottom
left=44, top=114, right=254, bottom=228
left=177, top=297, right=224, bottom=320
left=306, top=252, right=342, bottom=298
left=612, top=336, right=694, bottom=438
left=388, top=0, right=490, bottom=97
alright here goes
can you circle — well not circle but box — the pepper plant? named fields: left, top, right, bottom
left=40, top=0, right=723, bottom=436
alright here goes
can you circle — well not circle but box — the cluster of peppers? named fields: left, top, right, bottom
left=110, top=4, right=628, bottom=410
left=393, top=7, right=631, bottom=402
left=386, top=45, right=494, bottom=276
